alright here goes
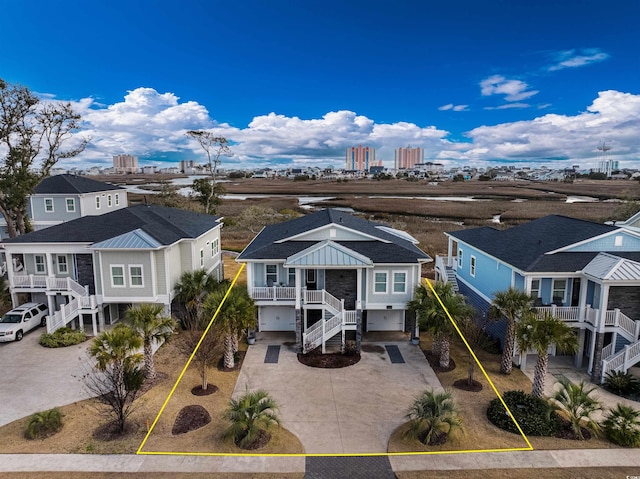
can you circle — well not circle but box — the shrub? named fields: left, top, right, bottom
left=487, top=390, right=559, bottom=436
left=39, top=327, right=87, bottom=348
left=603, top=371, right=640, bottom=397
left=343, top=340, right=357, bottom=356
left=25, top=408, right=63, bottom=439
left=602, top=404, right=640, bottom=447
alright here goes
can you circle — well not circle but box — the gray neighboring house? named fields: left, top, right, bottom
left=0, top=174, right=128, bottom=240
left=237, top=209, right=431, bottom=353
left=2, top=205, right=223, bottom=336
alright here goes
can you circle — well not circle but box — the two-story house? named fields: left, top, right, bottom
left=434, top=215, right=640, bottom=382
left=2, top=204, right=223, bottom=336
left=0, top=174, right=128, bottom=240
left=237, top=209, right=431, bottom=353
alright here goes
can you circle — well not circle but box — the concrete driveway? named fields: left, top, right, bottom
left=0, top=327, right=93, bottom=426
left=233, top=334, right=443, bottom=454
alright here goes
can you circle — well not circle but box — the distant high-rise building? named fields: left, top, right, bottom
left=346, top=145, right=375, bottom=171
left=113, top=154, right=138, bottom=174
left=596, top=159, right=619, bottom=177
left=395, top=146, right=424, bottom=170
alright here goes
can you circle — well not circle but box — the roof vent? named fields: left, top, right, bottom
left=339, top=216, right=343, bottom=223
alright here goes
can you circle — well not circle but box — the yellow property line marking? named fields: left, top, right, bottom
left=137, top=272, right=533, bottom=456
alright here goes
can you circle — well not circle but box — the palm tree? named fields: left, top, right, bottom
left=174, top=269, right=222, bottom=328
left=403, top=388, right=463, bottom=445
left=203, top=284, right=256, bottom=369
left=88, top=323, right=144, bottom=432
left=124, top=303, right=176, bottom=380
left=492, top=287, right=534, bottom=375
left=602, top=404, right=640, bottom=447
left=408, top=281, right=474, bottom=368
left=515, top=312, right=578, bottom=398
left=222, top=388, right=280, bottom=449
left=552, top=378, right=601, bottom=439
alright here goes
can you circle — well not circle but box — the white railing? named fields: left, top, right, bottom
left=304, top=290, right=342, bottom=315
left=12, top=274, right=48, bottom=289
left=78, top=295, right=98, bottom=310
left=604, top=309, right=637, bottom=341
left=602, top=340, right=640, bottom=381
left=303, top=313, right=343, bottom=353
left=12, top=274, right=88, bottom=297
left=344, top=311, right=357, bottom=325
left=534, top=305, right=581, bottom=321
left=47, top=297, right=79, bottom=333
left=602, top=343, right=614, bottom=360
left=250, top=286, right=296, bottom=301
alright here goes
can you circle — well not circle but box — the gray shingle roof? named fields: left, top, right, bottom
left=33, top=174, right=124, bottom=194
left=238, top=209, right=430, bottom=264
left=448, top=215, right=617, bottom=272
left=2, top=205, right=221, bottom=246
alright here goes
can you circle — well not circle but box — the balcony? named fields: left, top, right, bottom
left=250, top=286, right=296, bottom=301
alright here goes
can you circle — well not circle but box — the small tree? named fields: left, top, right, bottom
left=516, top=312, right=578, bottom=398
left=552, top=378, right=601, bottom=440
left=124, top=303, right=175, bottom=380
left=222, top=388, right=280, bottom=449
left=403, top=388, right=463, bottom=445
left=84, top=324, right=145, bottom=433
left=179, top=317, right=224, bottom=391
left=186, top=130, right=230, bottom=215
left=492, top=287, right=534, bottom=375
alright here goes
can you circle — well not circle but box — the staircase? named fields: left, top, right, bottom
left=601, top=309, right=640, bottom=381
left=302, top=290, right=349, bottom=353
left=46, top=278, right=97, bottom=334
left=445, top=268, right=459, bottom=293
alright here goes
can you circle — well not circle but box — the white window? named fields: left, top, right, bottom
left=129, top=265, right=143, bottom=287
left=615, top=235, right=623, bottom=247
left=96, top=196, right=101, bottom=209
left=199, top=249, right=204, bottom=267
left=374, top=272, right=387, bottom=293
left=470, top=256, right=476, bottom=277
left=393, top=272, right=406, bottom=293
left=66, top=198, right=75, bottom=212
left=552, top=279, right=567, bottom=303
left=531, top=279, right=540, bottom=298
left=57, top=255, right=68, bottom=274
left=35, top=255, right=46, bottom=274
left=107, top=194, right=112, bottom=207
left=266, top=264, right=278, bottom=286
left=458, top=249, right=463, bottom=268
left=115, top=193, right=120, bottom=206
left=211, top=238, right=219, bottom=258
left=44, top=198, right=54, bottom=213
left=111, top=265, right=125, bottom=287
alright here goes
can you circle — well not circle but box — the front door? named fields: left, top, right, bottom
left=571, top=278, right=581, bottom=307
left=306, top=269, right=317, bottom=290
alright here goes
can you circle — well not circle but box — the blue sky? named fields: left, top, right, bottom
left=2, top=0, right=639, bottom=170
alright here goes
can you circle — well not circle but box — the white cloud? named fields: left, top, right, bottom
left=484, top=103, right=530, bottom=110
left=480, top=75, right=538, bottom=102
left=439, top=104, right=454, bottom=111
left=548, top=49, right=609, bottom=71
left=440, top=104, right=469, bottom=112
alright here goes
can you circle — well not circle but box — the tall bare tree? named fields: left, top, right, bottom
left=0, top=79, right=86, bottom=237
left=186, top=130, right=230, bottom=215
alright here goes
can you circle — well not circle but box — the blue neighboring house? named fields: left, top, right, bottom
left=434, top=215, right=640, bottom=383
left=237, top=209, right=431, bottom=354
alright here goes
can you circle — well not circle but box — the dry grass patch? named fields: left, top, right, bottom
left=389, top=336, right=617, bottom=453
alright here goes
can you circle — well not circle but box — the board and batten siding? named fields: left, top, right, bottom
left=456, top=243, right=512, bottom=299
left=100, top=250, right=154, bottom=298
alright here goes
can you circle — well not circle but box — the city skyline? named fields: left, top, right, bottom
left=2, top=1, right=639, bottom=170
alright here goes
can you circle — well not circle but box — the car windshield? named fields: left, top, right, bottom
left=0, top=314, right=22, bottom=324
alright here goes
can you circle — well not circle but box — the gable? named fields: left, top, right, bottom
left=562, top=231, right=640, bottom=253
left=284, top=240, right=373, bottom=267
left=278, top=223, right=388, bottom=243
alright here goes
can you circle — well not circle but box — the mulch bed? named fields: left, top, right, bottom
left=191, top=384, right=219, bottom=396
left=93, top=420, right=139, bottom=441
left=452, top=378, right=483, bottom=392
left=554, top=417, right=592, bottom=441
left=235, top=429, right=272, bottom=450
left=217, top=350, right=246, bottom=372
left=422, top=349, right=456, bottom=373
left=172, top=405, right=212, bottom=435
left=418, top=429, right=448, bottom=446
left=297, top=351, right=361, bottom=368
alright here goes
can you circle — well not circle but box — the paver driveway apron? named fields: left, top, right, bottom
left=0, top=328, right=93, bottom=426
left=233, top=337, right=443, bottom=454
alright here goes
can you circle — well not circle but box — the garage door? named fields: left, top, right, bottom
left=367, top=310, right=404, bottom=331
left=258, top=306, right=296, bottom=331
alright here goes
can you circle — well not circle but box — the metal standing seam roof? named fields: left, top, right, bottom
left=583, top=252, right=640, bottom=281
left=284, top=240, right=373, bottom=267
left=90, top=229, right=162, bottom=249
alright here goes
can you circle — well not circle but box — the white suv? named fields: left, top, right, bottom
left=0, top=303, right=49, bottom=342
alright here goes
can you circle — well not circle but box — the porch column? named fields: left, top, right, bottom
left=524, top=275, right=532, bottom=294
left=295, top=268, right=301, bottom=309
left=45, top=252, right=55, bottom=277
left=246, top=264, right=253, bottom=296
left=5, top=252, right=19, bottom=307
left=446, top=237, right=453, bottom=267
left=590, top=283, right=610, bottom=383
left=578, top=278, right=589, bottom=323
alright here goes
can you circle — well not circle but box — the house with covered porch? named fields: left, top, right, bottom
left=434, top=214, right=640, bottom=383
left=1, top=204, right=223, bottom=336
left=237, top=209, right=431, bottom=353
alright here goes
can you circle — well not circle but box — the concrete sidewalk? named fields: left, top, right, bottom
left=0, top=448, right=639, bottom=474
